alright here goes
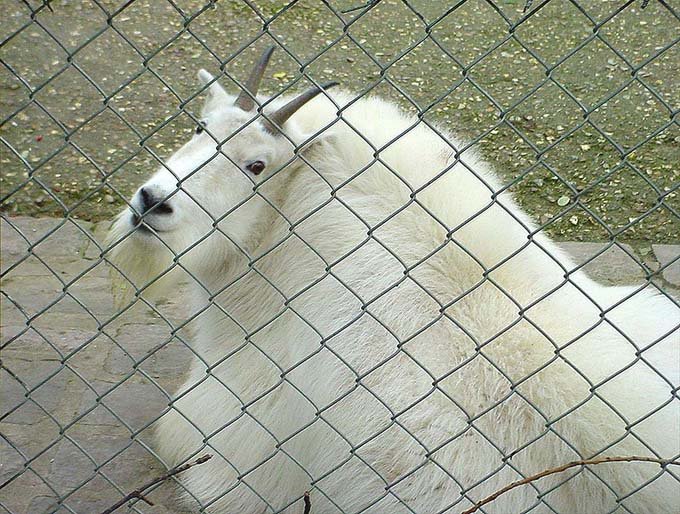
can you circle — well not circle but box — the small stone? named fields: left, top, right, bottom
left=557, top=195, right=570, bottom=207
left=569, top=215, right=579, bottom=225
left=104, top=194, right=115, bottom=204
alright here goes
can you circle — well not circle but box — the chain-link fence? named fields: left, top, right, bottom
left=1, top=1, right=679, bottom=513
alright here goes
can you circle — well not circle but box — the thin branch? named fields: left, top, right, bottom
left=99, top=454, right=213, bottom=514
left=303, top=491, right=311, bottom=514
left=461, top=456, right=679, bottom=514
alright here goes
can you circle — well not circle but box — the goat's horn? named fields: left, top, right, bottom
left=266, top=81, right=339, bottom=133
left=234, top=46, right=276, bottom=111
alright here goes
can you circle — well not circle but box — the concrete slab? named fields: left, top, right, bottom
left=556, top=241, right=646, bottom=285
left=653, top=244, right=680, bottom=288
left=0, top=217, right=195, bottom=513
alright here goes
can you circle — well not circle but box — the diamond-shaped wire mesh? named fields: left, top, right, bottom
left=1, top=1, right=679, bottom=513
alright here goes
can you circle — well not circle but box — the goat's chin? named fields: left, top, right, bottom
left=104, top=212, right=181, bottom=307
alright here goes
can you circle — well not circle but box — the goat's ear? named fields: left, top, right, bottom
left=197, top=69, right=229, bottom=114
left=198, top=69, right=214, bottom=85
left=197, top=69, right=227, bottom=98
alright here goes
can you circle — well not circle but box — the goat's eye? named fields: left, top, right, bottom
left=246, top=160, right=266, bottom=175
left=195, top=120, right=207, bottom=134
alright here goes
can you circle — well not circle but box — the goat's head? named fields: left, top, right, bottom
left=105, top=46, right=337, bottom=300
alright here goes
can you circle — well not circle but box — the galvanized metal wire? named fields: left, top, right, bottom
left=1, top=1, right=678, bottom=513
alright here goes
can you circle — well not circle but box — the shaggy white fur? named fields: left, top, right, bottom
left=106, top=70, right=679, bottom=513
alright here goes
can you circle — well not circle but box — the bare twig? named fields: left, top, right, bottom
left=303, top=491, right=311, bottom=514
left=461, top=456, right=679, bottom=514
left=99, top=454, right=213, bottom=514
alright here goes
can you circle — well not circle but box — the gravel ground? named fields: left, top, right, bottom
left=1, top=0, right=678, bottom=243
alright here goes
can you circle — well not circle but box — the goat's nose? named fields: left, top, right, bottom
left=139, top=187, right=173, bottom=215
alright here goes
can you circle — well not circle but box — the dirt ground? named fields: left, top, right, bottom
left=1, top=0, right=678, bottom=243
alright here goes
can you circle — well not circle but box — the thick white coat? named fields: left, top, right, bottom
left=107, top=75, right=680, bottom=513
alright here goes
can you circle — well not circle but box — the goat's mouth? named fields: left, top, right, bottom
left=130, top=213, right=169, bottom=234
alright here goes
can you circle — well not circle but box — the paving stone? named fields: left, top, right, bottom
left=105, top=322, right=193, bottom=387
left=0, top=216, right=93, bottom=254
left=0, top=325, right=29, bottom=351
left=1, top=367, right=47, bottom=425
left=67, top=332, right=129, bottom=377
left=63, top=276, right=117, bottom=318
left=29, top=310, right=102, bottom=339
left=59, top=475, right=134, bottom=513
left=1, top=272, right=64, bottom=318
left=0, top=344, right=70, bottom=425
left=1, top=428, right=63, bottom=496
left=45, top=438, right=100, bottom=492
left=1, top=217, right=95, bottom=274
left=76, top=377, right=170, bottom=432
left=1, top=218, right=109, bottom=286
left=44, top=442, right=194, bottom=513
left=42, top=427, right=181, bottom=513
left=1, top=253, right=55, bottom=278
left=100, top=440, right=167, bottom=491
left=2, top=216, right=676, bottom=514
left=20, top=484, right=182, bottom=514
left=2, top=325, right=66, bottom=357
left=4, top=472, right=58, bottom=514
left=2, top=274, right=114, bottom=325
left=47, top=427, right=130, bottom=494
left=0, top=428, right=26, bottom=483
left=4, top=365, right=102, bottom=429
left=4, top=326, right=105, bottom=354
left=1, top=295, right=26, bottom=330
left=25, top=494, right=61, bottom=514
left=0, top=421, right=62, bottom=467
left=653, top=244, right=680, bottom=288
left=556, top=241, right=646, bottom=285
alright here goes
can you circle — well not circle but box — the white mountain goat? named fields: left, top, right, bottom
left=106, top=47, right=679, bottom=513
